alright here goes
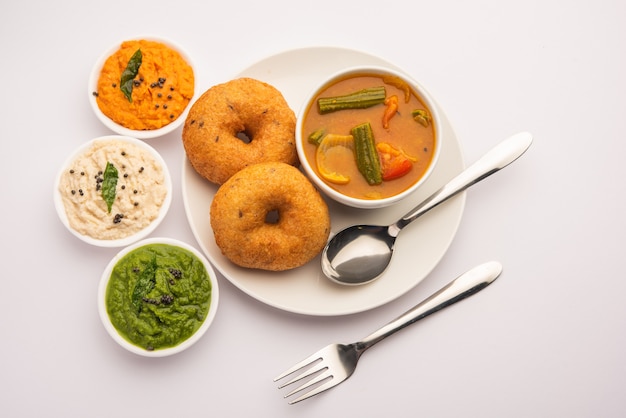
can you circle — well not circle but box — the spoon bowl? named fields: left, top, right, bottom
left=322, top=225, right=396, bottom=285
left=322, top=132, right=533, bottom=285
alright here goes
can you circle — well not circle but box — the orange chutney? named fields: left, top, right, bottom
left=301, top=74, right=437, bottom=200
left=95, top=40, right=195, bottom=131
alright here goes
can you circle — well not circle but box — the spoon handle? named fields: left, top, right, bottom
left=395, top=132, right=533, bottom=230
left=356, top=261, right=502, bottom=351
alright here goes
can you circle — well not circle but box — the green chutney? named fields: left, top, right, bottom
left=106, top=243, right=212, bottom=351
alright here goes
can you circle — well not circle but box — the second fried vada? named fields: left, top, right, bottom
left=210, top=162, right=330, bottom=271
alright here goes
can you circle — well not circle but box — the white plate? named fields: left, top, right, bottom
left=181, top=46, right=465, bottom=316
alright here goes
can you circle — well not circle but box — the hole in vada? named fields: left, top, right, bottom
left=265, top=209, right=280, bottom=224
left=236, top=130, right=252, bottom=144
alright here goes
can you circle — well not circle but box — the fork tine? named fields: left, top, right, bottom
left=276, top=362, right=328, bottom=389
left=286, top=374, right=340, bottom=405
left=284, top=368, right=332, bottom=397
left=273, top=351, right=323, bottom=382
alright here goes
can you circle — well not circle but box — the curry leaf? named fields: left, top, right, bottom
left=102, top=162, right=118, bottom=213
left=120, top=49, right=142, bottom=102
left=131, top=255, right=157, bottom=314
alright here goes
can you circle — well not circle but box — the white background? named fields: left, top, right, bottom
left=2, top=0, right=625, bottom=416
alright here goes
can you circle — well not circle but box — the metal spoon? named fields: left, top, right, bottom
left=321, top=132, right=533, bottom=285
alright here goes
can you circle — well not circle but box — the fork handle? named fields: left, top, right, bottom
left=356, top=261, right=503, bottom=351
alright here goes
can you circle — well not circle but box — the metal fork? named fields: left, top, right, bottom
left=273, top=261, right=503, bottom=404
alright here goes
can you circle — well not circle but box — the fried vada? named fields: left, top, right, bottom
left=210, top=162, right=330, bottom=271
left=183, top=78, right=298, bottom=184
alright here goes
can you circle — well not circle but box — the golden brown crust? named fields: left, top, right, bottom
left=210, top=162, right=330, bottom=271
left=182, top=78, right=298, bottom=184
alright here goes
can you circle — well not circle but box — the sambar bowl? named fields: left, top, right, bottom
left=296, top=65, right=441, bottom=209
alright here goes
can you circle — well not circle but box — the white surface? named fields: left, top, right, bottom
left=182, top=47, right=465, bottom=315
left=3, top=1, right=625, bottom=417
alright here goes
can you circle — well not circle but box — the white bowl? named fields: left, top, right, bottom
left=296, top=65, right=441, bottom=209
left=88, top=35, right=196, bottom=140
left=98, top=237, right=219, bottom=357
left=54, top=135, right=172, bottom=247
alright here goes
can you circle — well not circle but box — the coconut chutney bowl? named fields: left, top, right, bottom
left=98, top=237, right=220, bottom=357
left=88, top=35, right=196, bottom=140
left=53, top=135, right=172, bottom=248
left=295, top=65, right=441, bottom=209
